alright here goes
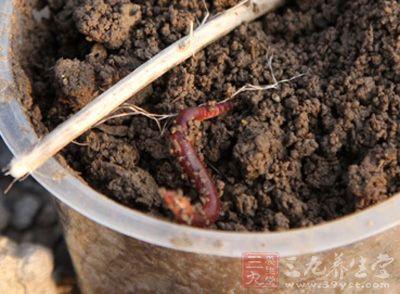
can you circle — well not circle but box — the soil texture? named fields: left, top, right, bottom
left=21, top=0, right=400, bottom=231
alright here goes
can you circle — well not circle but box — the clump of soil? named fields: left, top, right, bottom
left=21, top=0, right=400, bottom=231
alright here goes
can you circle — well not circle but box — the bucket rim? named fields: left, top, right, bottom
left=1, top=0, right=399, bottom=258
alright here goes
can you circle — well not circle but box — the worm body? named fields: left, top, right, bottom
left=161, top=102, right=233, bottom=227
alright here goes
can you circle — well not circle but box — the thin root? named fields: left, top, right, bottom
left=200, top=0, right=210, bottom=26
left=222, top=55, right=307, bottom=103
left=189, top=21, right=195, bottom=57
left=3, top=173, right=29, bottom=194
left=96, top=103, right=177, bottom=133
left=189, top=0, right=210, bottom=57
left=4, top=177, right=19, bottom=194
left=72, top=140, right=89, bottom=147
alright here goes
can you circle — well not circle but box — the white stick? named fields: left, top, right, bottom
left=8, top=0, right=285, bottom=179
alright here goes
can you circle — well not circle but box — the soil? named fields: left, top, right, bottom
left=20, top=0, right=400, bottom=231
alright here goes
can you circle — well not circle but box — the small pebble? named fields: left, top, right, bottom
left=271, top=93, right=281, bottom=102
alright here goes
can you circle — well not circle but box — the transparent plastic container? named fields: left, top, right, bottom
left=1, top=0, right=399, bottom=292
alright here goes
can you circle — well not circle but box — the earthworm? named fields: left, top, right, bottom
left=160, top=101, right=234, bottom=227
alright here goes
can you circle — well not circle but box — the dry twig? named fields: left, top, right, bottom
left=7, top=0, right=285, bottom=179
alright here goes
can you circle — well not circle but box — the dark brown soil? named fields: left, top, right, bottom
left=21, top=0, right=400, bottom=231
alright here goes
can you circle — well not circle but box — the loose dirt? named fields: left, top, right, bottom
left=20, top=0, right=400, bottom=231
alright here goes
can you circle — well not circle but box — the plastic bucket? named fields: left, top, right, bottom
left=1, top=0, right=399, bottom=292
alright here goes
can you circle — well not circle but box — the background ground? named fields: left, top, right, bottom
left=0, top=139, right=76, bottom=293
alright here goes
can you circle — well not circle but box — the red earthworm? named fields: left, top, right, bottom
left=160, top=101, right=233, bottom=227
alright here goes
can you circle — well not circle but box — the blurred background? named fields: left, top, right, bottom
left=0, top=139, right=76, bottom=293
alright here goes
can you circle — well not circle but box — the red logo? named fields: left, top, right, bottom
left=242, top=252, right=280, bottom=288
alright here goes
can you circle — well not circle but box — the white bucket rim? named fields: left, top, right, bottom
left=1, top=0, right=399, bottom=258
